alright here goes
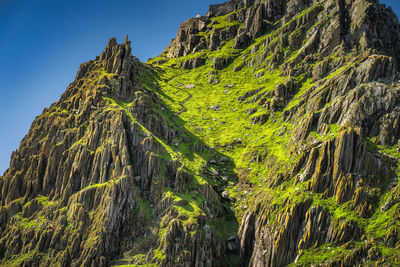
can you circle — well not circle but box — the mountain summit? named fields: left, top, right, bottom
left=1, top=0, right=400, bottom=266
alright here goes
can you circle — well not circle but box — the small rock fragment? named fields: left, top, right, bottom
left=185, top=84, right=196, bottom=89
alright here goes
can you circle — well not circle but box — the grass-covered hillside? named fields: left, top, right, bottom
left=142, top=0, right=400, bottom=264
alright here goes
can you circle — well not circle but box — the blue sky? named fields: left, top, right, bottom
left=0, top=0, right=399, bottom=174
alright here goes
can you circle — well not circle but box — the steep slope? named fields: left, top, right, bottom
left=0, top=38, right=236, bottom=266
left=1, top=0, right=400, bottom=266
left=148, top=0, right=400, bottom=265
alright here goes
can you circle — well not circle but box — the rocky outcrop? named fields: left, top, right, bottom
left=0, top=38, right=228, bottom=266
left=230, top=1, right=400, bottom=265
left=339, top=0, right=400, bottom=58
left=162, top=0, right=400, bottom=78
left=213, top=56, right=233, bottom=70
left=299, top=128, right=395, bottom=206
left=165, top=17, right=208, bottom=58
left=239, top=199, right=313, bottom=267
left=180, top=56, right=206, bottom=69
left=207, top=1, right=236, bottom=17
left=164, top=0, right=286, bottom=61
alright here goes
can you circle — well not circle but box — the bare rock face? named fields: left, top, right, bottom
left=299, top=128, right=395, bottom=210
left=180, top=56, right=206, bottom=69
left=165, top=17, right=208, bottom=58
left=340, top=0, right=400, bottom=54
left=207, top=1, right=236, bottom=17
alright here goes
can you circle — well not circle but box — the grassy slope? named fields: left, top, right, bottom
left=142, top=7, right=400, bottom=265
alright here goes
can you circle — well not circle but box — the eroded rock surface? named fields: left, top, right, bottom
left=0, top=38, right=228, bottom=266
left=2, top=0, right=400, bottom=266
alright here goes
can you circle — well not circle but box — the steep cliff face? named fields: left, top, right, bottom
left=0, top=38, right=233, bottom=266
left=165, top=0, right=400, bottom=61
left=1, top=0, right=400, bottom=266
left=153, top=0, right=400, bottom=265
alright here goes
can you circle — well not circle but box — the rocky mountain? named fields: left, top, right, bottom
left=1, top=0, right=400, bottom=266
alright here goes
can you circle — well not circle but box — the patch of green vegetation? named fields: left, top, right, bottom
left=152, top=248, right=166, bottom=262
left=15, top=214, right=48, bottom=230
left=0, top=249, right=44, bottom=267
left=308, top=123, right=342, bottom=142
left=96, top=67, right=114, bottom=78
left=144, top=30, right=317, bottom=228
left=209, top=12, right=242, bottom=30
left=162, top=190, right=205, bottom=225
left=290, top=242, right=363, bottom=266
left=46, top=106, right=71, bottom=118
left=286, top=78, right=315, bottom=110
left=36, top=195, right=58, bottom=207
left=366, top=203, right=400, bottom=239
left=81, top=180, right=113, bottom=190
left=367, top=137, right=400, bottom=159
left=138, top=197, right=153, bottom=222
left=65, top=133, right=95, bottom=155
left=209, top=203, right=238, bottom=240
left=379, top=245, right=400, bottom=263
left=365, top=137, right=380, bottom=153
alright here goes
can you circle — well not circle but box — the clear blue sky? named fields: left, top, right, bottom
left=0, top=0, right=399, bottom=174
